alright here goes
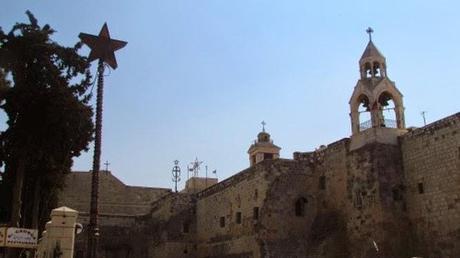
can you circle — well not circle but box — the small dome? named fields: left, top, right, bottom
left=257, top=131, right=271, bottom=143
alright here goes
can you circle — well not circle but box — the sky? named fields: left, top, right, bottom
left=1, top=1, right=459, bottom=190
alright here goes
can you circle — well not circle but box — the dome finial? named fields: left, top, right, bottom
left=261, top=120, right=266, bottom=132
left=366, top=27, right=374, bottom=42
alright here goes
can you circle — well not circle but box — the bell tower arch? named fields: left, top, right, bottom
left=349, top=28, right=407, bottom=150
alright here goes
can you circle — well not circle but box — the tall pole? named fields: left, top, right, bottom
left=79, top=23, right=126, bottom=258
left=172, top=160, right=181, bottom=193
left=88, top=59, right=104, bottom=258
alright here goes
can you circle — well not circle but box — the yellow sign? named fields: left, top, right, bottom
left=5, top=227, right=38, bottom=249
left=0, top=227, right=5, bottom=247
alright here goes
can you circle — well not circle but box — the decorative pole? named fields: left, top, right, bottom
left=172, top=160, right=181, bottom=193
left=79, top=23, right=127, bottom=258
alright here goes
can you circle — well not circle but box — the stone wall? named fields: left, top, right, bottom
left=147, top=193, right=197, bottom=258
left=58, top=171, right=171, bottom=258
left=58, top=171, right=170, bottom=217
left=401, top=112, right=460, bottom=257
left=195, top=162, right=271, bottom=258
left=294, top=138, right=410, bottom=258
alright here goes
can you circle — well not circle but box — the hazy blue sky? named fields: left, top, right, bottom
left=2, top=1, right=459, bottom=189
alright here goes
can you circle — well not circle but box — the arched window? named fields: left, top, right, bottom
left=357, top=95, right=371, bottom=131
left=378, top=92, right=397, bottom=128
left=373, top=62, right=381, bottom=77
left=295, top=197, right=308, bottom=217
left=364, top=62, right=372, bottom=78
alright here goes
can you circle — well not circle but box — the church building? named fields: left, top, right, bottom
left=58, top=32, right=460, bottom=258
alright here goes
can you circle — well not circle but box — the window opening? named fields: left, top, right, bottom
left=295, top=197, right=308, bottom=217
left=253, top=207, right=259, bottom=220
left=319, top=176, right=326, bottom=190
left=264, top=153, right=274, bottom=160
left=220, top=216, right=225, bottom=227
left=236, top=212, right=242, bottom=224
left=418, top=183, right=424, bottom=194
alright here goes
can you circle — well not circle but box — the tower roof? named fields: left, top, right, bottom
left=360, top=40, right=385, bottom=60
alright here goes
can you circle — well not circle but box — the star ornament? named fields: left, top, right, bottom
left=79, top=23, right=127, bottom=69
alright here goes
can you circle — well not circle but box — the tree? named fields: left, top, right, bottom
left=0, top=11, right=94, bottom=230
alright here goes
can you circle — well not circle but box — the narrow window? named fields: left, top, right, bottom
left=236, top=212, right=242, bottom=224
left=183, top=222, right=190, bottom=233
left=220, top=216, right=225, bottom=227
left=418, top=183, right=424, bottom=194
left=319, top=176, right=326, bottom=190
left=264, top=153, right=274, bottom=160
left=295, top=197, right=307, bottom=217
left=253, top=207, right=259, bottom=220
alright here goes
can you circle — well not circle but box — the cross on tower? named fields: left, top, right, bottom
left=261, top=121, right=266, bottom=132
left=366, top=27, right=374, bottom=41
left=104, top=161, right=110, bottom=172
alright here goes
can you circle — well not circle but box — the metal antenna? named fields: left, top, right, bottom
left=189, top=158, right=203, bottom=177
left=172, top=160, right=181, bottom=193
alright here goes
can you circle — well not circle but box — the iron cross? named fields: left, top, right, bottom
left=104, top=161, right=110, bottom=171
left=261, top=121, right=266, bottom=132
left=366, top=27, right=374, bottom=41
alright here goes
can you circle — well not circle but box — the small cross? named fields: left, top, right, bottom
left=261, top=121, right=266, bottom=132
left=366, top=27, right=374, bottom=41
left=104, top=161, right=110, bottom=172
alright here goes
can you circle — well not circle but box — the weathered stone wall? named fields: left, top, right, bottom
left=195, top=162, right=272, bottom=258
left=145, top=193, right=197, bottom=258
left=401, top=112, right=460, bottom=257
left=58, top=171, right=171, bottom=258
left=58, top=171, right=170, bottom=217
left=294, top=138, right=410, bottom=258
left=345, top=142, right=409, bottom=258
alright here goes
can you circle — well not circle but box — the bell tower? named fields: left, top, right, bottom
left=349, top=28, right=407, bottom=150
left=248, top=121, right=281, bottom=166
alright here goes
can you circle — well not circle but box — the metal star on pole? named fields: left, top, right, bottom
left=79, top=23, right=126, bottom=258
left=79, top=23, right=127, bottom=69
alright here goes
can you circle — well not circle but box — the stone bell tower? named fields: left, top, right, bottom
left=248, top=122, right=281, bottom=166
left=349, top=28, right=407, bottom=150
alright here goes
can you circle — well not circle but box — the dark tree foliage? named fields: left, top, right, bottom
left=0, top=11, right=94, bottom=230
